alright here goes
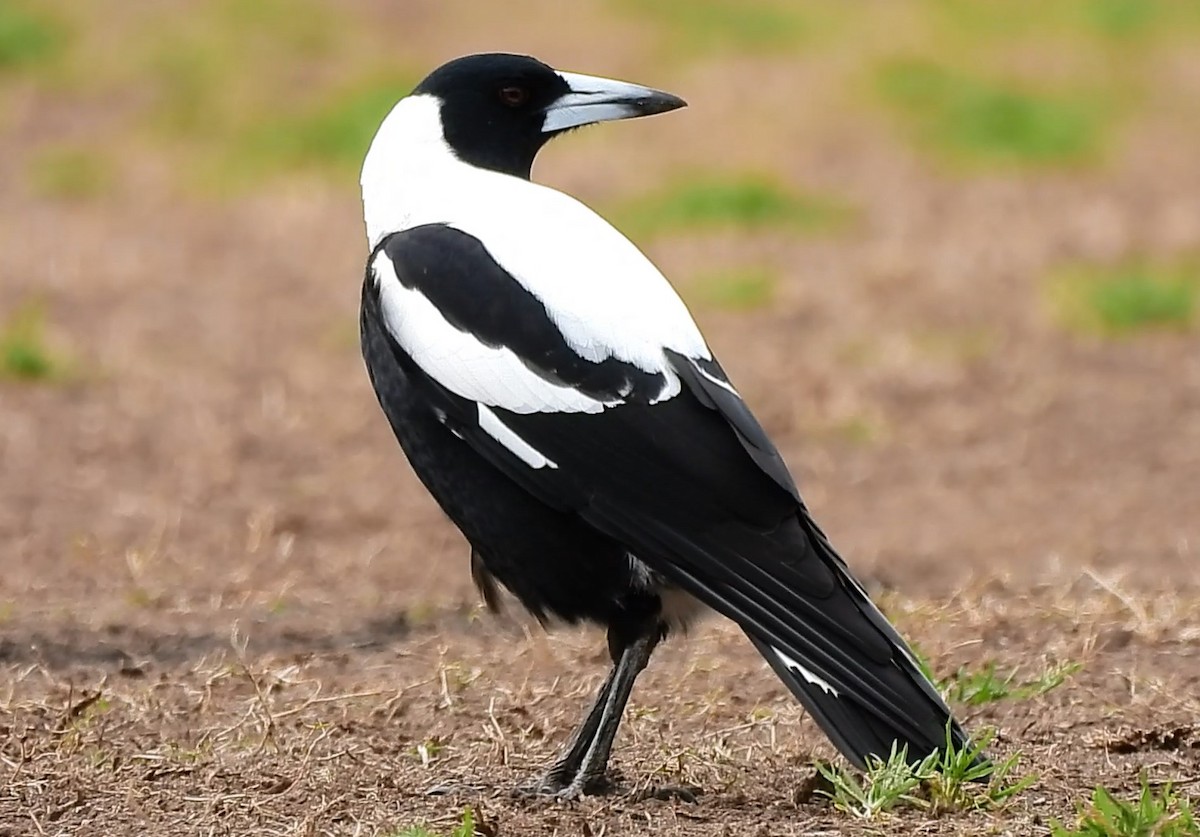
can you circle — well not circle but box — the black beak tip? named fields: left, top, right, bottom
left=645, top=92, right=687, bottom=115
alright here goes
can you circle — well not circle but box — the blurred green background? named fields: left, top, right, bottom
left=3, top=0, right=1199, bottom=360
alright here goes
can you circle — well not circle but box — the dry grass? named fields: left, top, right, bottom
left=3, top=584, right=1199, bottom=834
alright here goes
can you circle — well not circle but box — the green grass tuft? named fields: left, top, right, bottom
left=818, top=741, right=931, bottom=819
left=30, top=146, right=114, bottom=200
left=1052, top=775, right=1199, bottom=836
left=942, top=660, right=1082, bottom=706
left=0, top=1, right=67, bottom=72
left=689, top=268, right=777, bottom=311
left=877, top=60, right=1106, bottom=167
left=616, top=175, right=849, bottom=238
left=909, top=644, right=1081, bottom=706
left=817, top=726, right=1036, bottom=819
left=1051, top=261, right=1198, bottom=335
left=1, top=300, right=64, bottom=382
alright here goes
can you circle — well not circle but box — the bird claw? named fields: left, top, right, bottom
left=513, top=772, right=613, bottom=801
left=514, top=784, right=584, bottom=802
left=514, top=773, right=702, bottom=803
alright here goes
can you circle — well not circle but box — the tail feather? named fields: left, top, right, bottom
left=581, top=495, right=984, bottom=772
left=746, top=631, right=979, bottom=772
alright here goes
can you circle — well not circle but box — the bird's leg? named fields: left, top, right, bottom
left=433, top=664, right=620, bottom=799
left=561, top=631, right=656, bottom=796
left=524, top=630, right=660, bottom=799
left=521, top=666, right=618, bottom=794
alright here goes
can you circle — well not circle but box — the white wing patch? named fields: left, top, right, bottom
left=477, top=404, right=558, bottom=469
left=771, top=645, right=840, bottom=698
left=374, top=253, right=616, bottom=415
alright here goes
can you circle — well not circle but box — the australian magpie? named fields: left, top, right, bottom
left=358, top=53, right=978, bottom=799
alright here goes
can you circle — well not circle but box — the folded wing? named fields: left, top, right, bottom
left=363, top=223, right=974, bottom=768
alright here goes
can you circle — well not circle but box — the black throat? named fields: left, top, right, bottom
left=438, top=115, right=544, bottom=180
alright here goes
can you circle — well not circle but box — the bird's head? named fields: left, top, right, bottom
left=404, top=53, right=686, bottom=179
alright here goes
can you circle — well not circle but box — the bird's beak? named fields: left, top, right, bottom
left=542, top=71, right=686, bottom=134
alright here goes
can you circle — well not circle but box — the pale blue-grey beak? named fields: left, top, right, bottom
left=542, top=71, right=686, bottom=133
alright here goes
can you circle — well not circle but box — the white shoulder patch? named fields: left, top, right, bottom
left=373, top=252, right=617, bottom=415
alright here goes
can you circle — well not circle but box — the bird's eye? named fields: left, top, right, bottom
left=498, top=85, right=530, bottom=107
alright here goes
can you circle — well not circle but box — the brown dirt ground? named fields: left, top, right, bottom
left=3, top=5, right=1200, bottom=835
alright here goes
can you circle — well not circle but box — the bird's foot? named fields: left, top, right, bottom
left=513, top=768, right=614, bottom=801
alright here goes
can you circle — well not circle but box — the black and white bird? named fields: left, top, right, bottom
left=359, top=53, right=978, bottom=799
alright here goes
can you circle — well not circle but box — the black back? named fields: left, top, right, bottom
left=413, top=53, right=571, bottom=178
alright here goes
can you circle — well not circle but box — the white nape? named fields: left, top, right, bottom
left=360, top=93, right=711, bottom=381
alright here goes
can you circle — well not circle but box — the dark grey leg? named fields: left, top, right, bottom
left=522, top=665, right=618, bottom=793
left=434, top=664, right=622, bottom=799
left=550, top=632, right=658, bottom=799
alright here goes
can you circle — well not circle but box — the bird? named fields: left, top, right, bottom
left=358, top=53, right=979, bottom=799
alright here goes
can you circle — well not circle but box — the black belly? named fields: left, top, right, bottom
left=360, top=297, right=659, bottom=629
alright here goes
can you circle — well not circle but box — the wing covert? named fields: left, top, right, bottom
left=370, top=225, right=680, bottom=414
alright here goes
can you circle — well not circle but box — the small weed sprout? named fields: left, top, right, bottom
left=944, top=660, right=1083, bottom=706
left=926, top=727, right=1037, bottom=813
left=412, top=737, right=444, bottom=767
left=817, top=726, right=1036, bottom=820
left=1052, top=775, right=1199, bottom=837
left=818, top=741, right=937, bottom=819
left=908, top=644, right=1081, bottom=707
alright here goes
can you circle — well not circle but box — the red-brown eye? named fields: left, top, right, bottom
left=498, top=85, right=529, bottom=107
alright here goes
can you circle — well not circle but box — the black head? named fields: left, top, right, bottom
left=412, top=53, right=686, bottom=179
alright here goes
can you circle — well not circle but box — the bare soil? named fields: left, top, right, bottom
left=3, top=11, right=1200, bottom=835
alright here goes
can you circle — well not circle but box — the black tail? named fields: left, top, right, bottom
left=745, top=629, right=976, bottom=772
left=584, top=488, right=985, bottom=774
